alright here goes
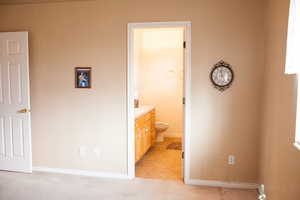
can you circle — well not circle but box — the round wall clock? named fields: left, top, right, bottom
left=210, top=60, right=234, bottom=91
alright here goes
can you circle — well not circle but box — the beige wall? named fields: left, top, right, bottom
left=0, top=0, right=264, bottom=182
left=135, top=28, right=184, bottom=138
left=259, top=0, right=300, bottom=199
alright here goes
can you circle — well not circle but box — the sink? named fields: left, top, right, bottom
left=134, top=106, right=155, bottom=119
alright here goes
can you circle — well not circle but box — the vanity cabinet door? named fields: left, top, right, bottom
left=135, top=126, right=144, bottom=163
left=150, top=110, right=156, bottom=145
left=141, top=128, right=147, bottom=155
left=144, top=120, right=152, bottom=151
left=135, top=109, right=156, bottom=163
left=135, top=127, right=140, bottom=162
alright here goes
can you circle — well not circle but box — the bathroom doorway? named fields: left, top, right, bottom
left=127, top=22, right=191, bottom=183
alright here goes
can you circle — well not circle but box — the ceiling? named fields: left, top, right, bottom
left=0, top=0, right=93, bottom=5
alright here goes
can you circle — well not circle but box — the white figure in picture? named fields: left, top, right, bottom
left=78, top=72, right=88, bottom=87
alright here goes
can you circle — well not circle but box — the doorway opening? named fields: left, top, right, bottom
left=127, top=22, right=191, bottom=182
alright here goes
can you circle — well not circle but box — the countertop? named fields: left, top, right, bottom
left=135, top=105, right=155, bottom=119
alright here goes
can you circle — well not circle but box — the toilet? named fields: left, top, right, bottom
left=155, top=122, right=169, bottom=142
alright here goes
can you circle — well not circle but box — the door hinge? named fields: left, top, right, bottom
left=182, top=152, right=185, bottom=159
left=182, top=97, right=185, bottom=105
left=183, top=41, right=186, bottom=49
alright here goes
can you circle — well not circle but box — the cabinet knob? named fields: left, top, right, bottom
left=18, top=108, right=31, bottom=113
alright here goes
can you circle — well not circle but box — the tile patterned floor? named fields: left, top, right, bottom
left=135, top=137, right=182, bottom=180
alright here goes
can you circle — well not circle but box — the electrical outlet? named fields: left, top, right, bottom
left=93, top=147, right=101, bottom=158
left=79, top=146, right=87, bottom=158
left=228, top=155, right=235, bottom=165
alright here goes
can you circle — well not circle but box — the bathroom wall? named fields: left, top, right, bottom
left=133, top=30, right=142, bottom=100
left=259, top=0, right=300, bottom=199
left=0, top=0, right=264, bottom=183
left=135, top=28, right=184, bottom=138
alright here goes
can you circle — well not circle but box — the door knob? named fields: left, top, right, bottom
left=18, top=108, right=31, bottom=113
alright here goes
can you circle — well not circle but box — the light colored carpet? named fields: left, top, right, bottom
left=136, top=137, right=182, bottom=180
left=0, top=171, right=258, bottom=200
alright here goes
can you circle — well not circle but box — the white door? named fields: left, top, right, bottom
left=182, top=29, right=186, bottom=182
left=0, top=32, right=32, bottom=173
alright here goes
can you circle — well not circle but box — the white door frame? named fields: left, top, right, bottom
left=127, top=21, right=192, bottom=183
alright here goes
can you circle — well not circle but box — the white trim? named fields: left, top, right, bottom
left=127, top=21, right=192, bottom=29
left=127, top=23, right=135, bottom=179
left=24, top=31, right=33, bottom=173
left=33, top=167, right=130, bottom=179
left=186, top=179, right=259, bottom=189
left=183, top=22, right=192, bottom=184
left=33, top=167, right=259, bottom=189
left=127, top=21, right=192, bottom=181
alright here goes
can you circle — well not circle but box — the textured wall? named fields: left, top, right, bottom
left=259, top=0, right=300, bottom=199
left=0, top=0, right=264, bottom=182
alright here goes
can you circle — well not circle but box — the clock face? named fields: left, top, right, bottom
left=212, top=66, right=233, bottom=86
left=210, top=61, right=234, bottom=91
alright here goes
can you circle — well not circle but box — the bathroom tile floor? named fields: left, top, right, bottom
left=135, top=137, right=182, bottom=180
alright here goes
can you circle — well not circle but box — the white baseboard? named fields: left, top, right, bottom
left=33, top=166, right=130, bottom=180
left=186, top=179, right=259, bottom=189
left=32, top=167, right=258, bottom=189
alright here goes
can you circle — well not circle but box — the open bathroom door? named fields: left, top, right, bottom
left=182, top=28, right=186, bottom=182
left=181, top=23, right=192, bottom=183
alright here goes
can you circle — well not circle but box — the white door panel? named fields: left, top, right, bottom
left=0, top=32, right=32, bottom=173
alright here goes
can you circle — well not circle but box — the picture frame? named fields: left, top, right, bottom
left=75, top=67, right=91, bottom=88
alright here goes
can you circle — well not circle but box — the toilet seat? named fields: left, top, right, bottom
left=155, top=122, right=169, bottom=133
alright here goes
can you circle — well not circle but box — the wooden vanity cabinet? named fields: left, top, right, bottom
left=150, top=111, right=156, bottom=145
left=135, top=109, right=156, bottom=163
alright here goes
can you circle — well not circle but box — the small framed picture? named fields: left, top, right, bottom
left=75, top=67, right=91, bottom=88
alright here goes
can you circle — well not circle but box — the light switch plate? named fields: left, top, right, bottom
left=228, top=155, right=235, bottom=165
